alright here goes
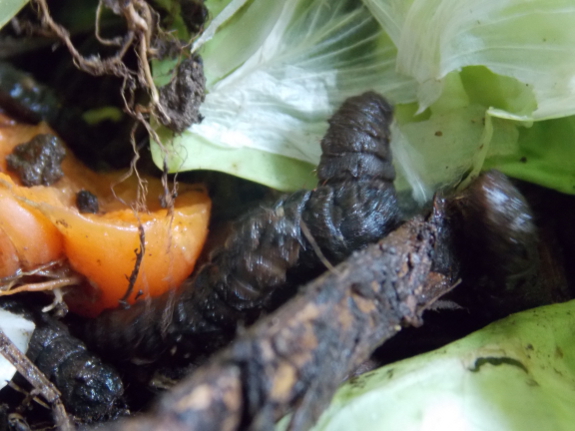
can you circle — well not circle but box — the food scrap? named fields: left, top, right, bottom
left=0, top=114, right=211, bottom=316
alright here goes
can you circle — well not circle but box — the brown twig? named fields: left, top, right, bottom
left=30, top=0, right=179, bottom=209
left=103, top=200, right=455, bottom=431
left=120, top=223, right=146, bottom=307
left=0, top=329, right=73, bottom=431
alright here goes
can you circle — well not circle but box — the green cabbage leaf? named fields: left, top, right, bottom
left=0, top=0, right=27, bottom=29
left=366, top=0, right=575, bottom=196
left=152, top=0, right=575, bottom=196
left=151, top=0, right=417, bottom=191
left=301, top=300, right=575, bottom=431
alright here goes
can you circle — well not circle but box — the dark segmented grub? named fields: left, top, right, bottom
left=458, top=170, right=537, bottom=280
left=80, top=92, right=402, bottom=363
left=25, top=312, right=125, bottom=421
left=450, top=170, right=570, bottom=318
left=0, top=299, right=125, bottom=422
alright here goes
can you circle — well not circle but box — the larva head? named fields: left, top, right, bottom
left=317, top=92, right=395, bottom=183
left=56, top=357, right=125, bottom=420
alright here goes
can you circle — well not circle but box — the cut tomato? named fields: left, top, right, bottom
left=0, top=115, right=211, bottom=316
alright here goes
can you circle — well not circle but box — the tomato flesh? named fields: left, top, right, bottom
left=0, top=115, right=211, bottom=316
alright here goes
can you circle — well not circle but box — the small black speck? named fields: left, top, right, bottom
left=56, top=219, right=69, bottom=228
left=520, top=156, right=527, bottom=163
left=76, top=190, right=99, bottom=214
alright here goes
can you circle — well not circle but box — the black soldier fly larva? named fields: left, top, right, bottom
left=0, top=299, right=125, bottom=422
left=80, top=92, right=403, bottom=363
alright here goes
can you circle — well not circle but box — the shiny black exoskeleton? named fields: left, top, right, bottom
left=0, top=299, right=125, bottom=422
left=26, top=312, right=125, bottom=421
left=450, top=170, right=569, bottom=318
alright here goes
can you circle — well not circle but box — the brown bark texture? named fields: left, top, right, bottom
left=105, top=201, right=454, bottom=431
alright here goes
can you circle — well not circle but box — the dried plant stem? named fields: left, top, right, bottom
left=0, top=330, right=73, bottom=431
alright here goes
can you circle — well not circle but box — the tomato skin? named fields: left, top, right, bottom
left=0, top=116, right=211, bottom=316
left=46, top=191, right=210, bottom=317
left=0, top=177, right=64, bottom=277
left=0, top=221, right=20, bottom=278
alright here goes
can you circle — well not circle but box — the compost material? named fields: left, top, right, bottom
left=103, top=203, right=454, bottom=431
left=0, top=14, right=573, bottom=423
left=80, top=92, right=402, bottom=364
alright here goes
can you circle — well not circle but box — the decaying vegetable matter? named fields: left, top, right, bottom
left=1, top=1, right=575, bottom=429
left=96, top=167, right=571, bottom=431
left=104, top=202, right=453, bottom=431
left=80, top=91, right=402, bottom=364
left=0, top=114, right=211, bottom=317
left=0, top=84, right=572, bottom=429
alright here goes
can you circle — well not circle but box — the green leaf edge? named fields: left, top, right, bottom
left=151, top=126, right=318, bottom=191
left=0, top=0, right=28, bottom=30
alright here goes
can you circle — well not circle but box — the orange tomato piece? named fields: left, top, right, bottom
left=0, top=115, right=211, bottom=316
left=0, top=218, right=20, bottom=277
left=0, top=182, right=64, bottom=274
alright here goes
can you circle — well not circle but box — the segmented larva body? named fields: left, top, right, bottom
left=457, top=170, right=538, bottom=282
left=317, top=90, right=395, bottom=183
left=26, top=313, right=125, bottom=421
left=0, top=299, right=124, bottom=421
left=81, top=92, right=401, bottom=362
